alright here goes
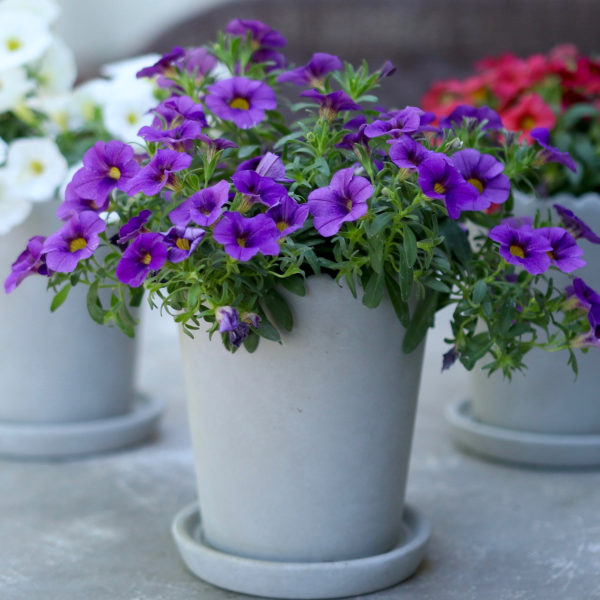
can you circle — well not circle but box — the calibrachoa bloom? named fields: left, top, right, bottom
left=126, top=149, right=191, bottom=196
left=530, top=128, right=577, bottom=172
left=232, top=170, right=288, bottom=209
left=170, top=180, right=230, bottom=227
left=417, top=154, right=478, bottom=220
left=266, top=195, right=309, bottom=237
left=307, top=168, right=372, bottom=236
left=4, top=235, right=49, bottom=293
left=553, top=204, right=600, bottom=244
left=215, top=305, right=261, bottom=348
left=116, top=232, right=168, bottom=287
left=300, top=89, right=360, bottom=120
left=71, top=140, right=141, bottom=200
left=364, top=107, right=422, bottom=139
left=439, top=105, right=503, bottom=131
left=502, top=94, right=556, bottom=140
left=205, top=77, right=276, bottom=129
left=389, top=136, right=433, bottom=170
left=537, top=227, right=586, bottom=272
left=118, top=209, right=152, bottom=244
left=277, top=53, right=342, bottom=87
left=451, top=149, right=510, bottom=211
left=164, top=226, right=206, bottom=263
left=41, top=211, right=106, bottom=273
left=489, top=221, right=552, bottom=274
left=212, top=212, right=281, bottom=260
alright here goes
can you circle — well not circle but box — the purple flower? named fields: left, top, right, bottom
left=178, top=47, right=217, bottom=81
left=70, top=141, right=141, bottom=201
left=299, top=89, right=361, bottom=120
left=4, top=236, right=49, bottom=293
left=377, top=60, right=396, bottom=78
left=56, top=181, right=110, bottom=221
left=307, top=167, right=372, bottom=237
left=442, top=346, right=459, bottom=371
left=152, top=95, right=208, bottom=128
left=537, top=227, right=586, bottom=273
left=488, top=221, right=552, bottom=275
left=566, top=278, right=600, bottom=312
left=530, top=128, right=577, bottom=173
left=205, top=77, right=276, bottom=129
left=553, top=204, right=600, bottom=244
left=137, top=47, right=185, bottom=79
left=451, top=149, right=510, bottom=211
left=118, top=209, right=152, bottom=244
left=197, top=135, right=238, bottom=153
left=266, top=195, right=309, bottom=237
left=336, top=116, right=370, bottom=150
left=126, top=149, right=192, bottom=196
left=440, top=105, right=503, bottom=131
left=215, top=305, right=258, bottom=348
left=164, top=226, right=205, bottom=263
left=417, top=154, right=478, bottom=220
left=212, top=212, right=281, bottom=261
left=115, top=232, right=168, bottom=287
left=237, top=152, right=291, bottom=182
left=42, top=212, right=107, bottom=273
left=169, top=180, right=230, bottom=227
left=570, top=330, right=600, bottom=349
left=138, top=121, right=204, bottom=150
left=364, top=107, right=422, bottom=139
left=232, top=170, right=288, bottom=209
left=389, top=136, right=433, bottom=170
left=225, top=19, right=286, bottom=49
left=250, top=47, right=288, bottom=72
left=277, top=53, right=342, bottom=87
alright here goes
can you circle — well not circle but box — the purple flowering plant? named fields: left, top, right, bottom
left=5, top=21, right=599, bottom=374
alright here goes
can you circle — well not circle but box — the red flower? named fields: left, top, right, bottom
left=501, top=93, right=556, bottom=141
left=421, top=79, right=467, bottom=118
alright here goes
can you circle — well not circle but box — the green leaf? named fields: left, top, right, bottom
left=280, top=275, right=306, bottom=297
left=403, top=226, right=418, bottom=267
left=362, top=270, right=384, bottom=308
left=472, top=280, right=488, bottom=305
left=421, top=277, right=451, bottom=293
left=50, top=283, right=71, bottom=312
left=264, top=288, right=293, bottom=331
left=86, top=281, right=106, bottom=325
left=402, top=291, right=438, bottom=353
left=238, top=144, right=260, bottom=159
left=397, top=247, right=413, bottom=301
left=369, top=212, right=393, bottom=236
left=384, top=271, right=409, bottom=327
left=368, top=238, right=384, bottom=274
left=256, top=315, right=281, bottom=342
left=439, top=219, right=472, bottom=268
left=187, top=284, right=203, bottom=309
left=243, top=332, right=259, bottom=353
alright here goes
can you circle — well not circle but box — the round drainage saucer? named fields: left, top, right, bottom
left=0, top=393, right=164, bottom=459
left=172, top=501, right=431, bottom=599
left=446, top=399, right=600, bottom=468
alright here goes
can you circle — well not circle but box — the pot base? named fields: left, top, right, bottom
left=0, top=393, right=163, bottom=460
left=171, top=501, right=430, bottom=599
left=446, top=399, right=600, bottom=468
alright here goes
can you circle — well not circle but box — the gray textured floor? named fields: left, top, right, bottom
left=2, top=306, right=600, bottom=600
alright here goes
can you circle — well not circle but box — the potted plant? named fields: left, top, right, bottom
left=0, top=0, right=162, bottom=459
left=6, top=19, right=597, bottom=597
left=424, top=47, right=600, bottom=467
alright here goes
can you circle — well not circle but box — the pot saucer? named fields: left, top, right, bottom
left=0, top=393, right=163, bottom=460
left=446, top=399, right=600, bottom=468
left=172, top=501, right=431, bottom=599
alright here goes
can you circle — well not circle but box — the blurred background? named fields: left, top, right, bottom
left=55, top=0, right=599, bottom=108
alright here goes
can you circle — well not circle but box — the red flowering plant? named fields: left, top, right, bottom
left=4, top=21, right=599, bottom=376
left=422, top=45, right=600, bottom=196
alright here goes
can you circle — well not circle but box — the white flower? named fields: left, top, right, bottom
left=0, top=136, right=7, bottom=164
left=35, top=36, right=77, bottom=95
left=70, top=78, right=112, bottom=122
left=0, top=169, right=31, bottom=234
left=0, top=67, right=34, bottom=112
left=0, top=0, right=60, bottom=24
left=101, top=79, right=156, bottom=147
left=4, top=137, right=67, bottom=202
left=0, top=9, right=52, bottom=70
left=100, top=53, right=160, bottom=82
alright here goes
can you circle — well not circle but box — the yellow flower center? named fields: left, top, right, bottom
left=346, top=199, right=353, bottom=212
left=467, top=178, right=484, bottom=193
left=30, top=160, right=44, bottom=175
left=6, top=37, right=21, bottom=52
left=229, top=97, right=250, bottom=110
left=276, top=221, right=288, bottom=232
left=69, top=237, right=87, bottom=252
left=126, top=112, right=138, bottom=125
left=520, top=115, right=536, bottom=130
left=141, top=252, right=152, bottom=265
left=236, top=237, right=247, bottom=247
left=434, top=182, right=446, bottom=194
left=509, top=244, right=525, bottom=258
left=175, top=238, right=190, bottom=251
left=108, top=166, right=121, bottom=180
left=547, top=250, right=555, bottom=260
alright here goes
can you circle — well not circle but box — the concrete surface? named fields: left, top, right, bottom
left=1, top=305, right=600, bottom=600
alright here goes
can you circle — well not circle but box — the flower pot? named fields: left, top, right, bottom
left=172, top=275, right=431, bottom=599
left=0, top=204, right=163, bottom=458
left=448, top=193, right=600, bottom=467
